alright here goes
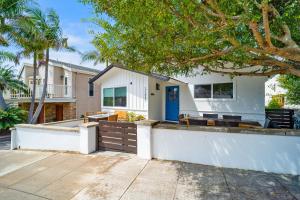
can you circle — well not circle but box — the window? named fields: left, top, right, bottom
left=156, top=83, right=160, bottom=90
left=213, top=83, right=233, bottom=99
left=194, top=84, right=211, bottom=98
left=114, top=87, right=127, bottom=106
left=103, top=87, right=127, bottom=107
left=64, top=77, right=68, bottom=95
left=88, top=79, right=94, bottom=97
left=194, top=82, right=233, bottom=99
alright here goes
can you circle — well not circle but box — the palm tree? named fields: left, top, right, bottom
left=12, top=8, right=47, bottom=122
left=27, top=8, right=72, bottom=124
left=81, top=49, right=109, bottom=67
left=0, top=0, right=32, bottom=62
left=0, top=65, right=27, bottom=110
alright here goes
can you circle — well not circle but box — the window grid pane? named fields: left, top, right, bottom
left=103, top=88, right=114, bottom=106
left=194, top=84, right=211, bottom=98
left=114, top=87, right=126, bottom=107
left=213, top=83, right=233, bottom=99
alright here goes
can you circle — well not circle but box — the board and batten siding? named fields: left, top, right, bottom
left=98, top=68, right=149, bottom=117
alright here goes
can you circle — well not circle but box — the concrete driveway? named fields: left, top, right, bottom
left=0, top=150, right=299, bottom=200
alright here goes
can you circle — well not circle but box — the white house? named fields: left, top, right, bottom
left=90, top=64, right=267, bottom=125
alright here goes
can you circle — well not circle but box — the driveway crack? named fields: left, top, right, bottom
left=118, top=160, right=149, bottom=200
left=220, top=167, right=234, bottom=200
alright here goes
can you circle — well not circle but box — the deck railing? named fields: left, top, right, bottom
left=4, top=84, right=72, bottom=100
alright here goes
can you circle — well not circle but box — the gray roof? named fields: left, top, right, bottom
left=49, top=59, right=100, bottom=74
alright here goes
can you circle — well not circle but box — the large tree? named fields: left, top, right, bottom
left=12, top=7, right=47, bottom=122
left=82, top=0, right=300, bottom=76
left=28, top=8, right=71, bottom=124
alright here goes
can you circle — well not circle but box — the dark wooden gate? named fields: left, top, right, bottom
left=266, top=109, right=294, bottom=129
left=98, top=121, right=137, bottom=153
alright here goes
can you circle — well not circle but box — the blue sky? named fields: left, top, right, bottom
left=19, top=0, right=106, bottom=70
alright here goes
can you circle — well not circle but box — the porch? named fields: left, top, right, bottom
left=4, top=84, right=73, bottom=101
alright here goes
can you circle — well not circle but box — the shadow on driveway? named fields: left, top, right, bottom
left=0, top=134, right=11, bottom=150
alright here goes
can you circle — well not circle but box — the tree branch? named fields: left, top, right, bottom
left=181, top=47, right=235, bottom=64
left=206, top=67, right=287, bottom=76
left=249, top=21, right=265, bottom=48
left=261, top=1, right=273, bottom=48
left=269, top=4, right=299, bottom=49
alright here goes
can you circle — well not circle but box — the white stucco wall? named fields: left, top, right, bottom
left=11, top=123, right=98, bottom=154
left=95, top=68, right=149, bottom=117
left=151, top=128, right=300, bottom=175
left=12, top=126, right=80, bottom=152
left=170, top=69, right=267, bottom=124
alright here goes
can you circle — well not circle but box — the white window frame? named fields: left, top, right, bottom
left=102, top=86, right=128, bottom=108
left=193, top=81, right=236, bottom=101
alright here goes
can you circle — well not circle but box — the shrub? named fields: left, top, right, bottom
left=127, top=112, right=145, bottom=122
left=267, top=98, right=282, bottom=109
left=0, top=107, right=27, bottom=130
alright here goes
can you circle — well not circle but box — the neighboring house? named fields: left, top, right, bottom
left=4, top=59, right=101, bottom=123
left=265, top=75, right=300, bottom=109
left=90, top=64, right=267, bottom=125
left=265, top=75, right=286, bottom=106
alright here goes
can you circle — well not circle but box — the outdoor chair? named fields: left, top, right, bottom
left=84, top=111, right=95, bottom=123
left=114, top=110, right=128, bottom=121
left=178, top=114, right=190, bottom=126
left=108, top=114, right=118, bottom=122
left=223, top=115, right=242, bottom=121
left=264, top=117, right=280, bottom=129
left=203, top=113, right=218, bottom=119
left=189, top=118, right=207, bottom=126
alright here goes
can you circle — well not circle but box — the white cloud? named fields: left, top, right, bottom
left=66, top=34, right=91, bottom=48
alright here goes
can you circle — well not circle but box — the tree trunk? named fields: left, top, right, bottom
left=30, top=49, right=49, bottom=124
left=28, top=52, right=37, bottom=123
left=0, top=90, right=8, bottom=110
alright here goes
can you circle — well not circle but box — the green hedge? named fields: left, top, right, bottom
left=0, top=107, right=27, bottom=130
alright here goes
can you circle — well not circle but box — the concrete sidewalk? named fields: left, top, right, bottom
left=0, top=150, right=299, bottom=200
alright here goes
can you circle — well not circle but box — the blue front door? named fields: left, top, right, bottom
left=165, top=86, right=179, bottom=121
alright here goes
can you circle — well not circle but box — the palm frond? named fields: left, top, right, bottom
left=81, top=50, right=104, bottom=65
left=0, top=65, right=27, bottom=92
left=0, top=51, right=17, bottom=63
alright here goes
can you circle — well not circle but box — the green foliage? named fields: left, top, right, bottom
left=0, top=0, right=33, bottom=62
left=0, top=65, right=27, bottom=92
left=127, top=112, right=145, bottom=122
left=267, top=98, right=282, bottom=109
left=80, top=49, right=108, bottom=66
left=82, top=0, right=300, bottom=76
left=0, top=107, right=27, bottom=130
left=278, top=75, right=300, bottom=105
